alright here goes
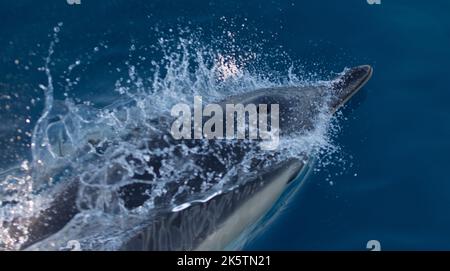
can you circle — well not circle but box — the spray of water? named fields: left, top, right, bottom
left=0, top=25, right=341, bottom=250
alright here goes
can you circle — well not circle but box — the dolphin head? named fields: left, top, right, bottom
left=220, top=65, right=373, bottom=136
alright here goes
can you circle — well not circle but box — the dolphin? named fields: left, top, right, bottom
left=8, top=65, right=372, bottom=251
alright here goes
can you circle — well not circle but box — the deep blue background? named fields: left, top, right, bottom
left=1, top=0, right=450, bottom=250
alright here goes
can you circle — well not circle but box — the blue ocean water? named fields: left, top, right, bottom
left=1, top=0, right=450, bottom=250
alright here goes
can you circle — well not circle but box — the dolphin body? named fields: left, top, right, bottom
left=14, top=65, right=372, bottom=251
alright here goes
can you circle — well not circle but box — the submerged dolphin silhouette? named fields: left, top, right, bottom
left=16, top=65, right=372, bottom=250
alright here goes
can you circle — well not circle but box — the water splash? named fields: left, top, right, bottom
left=0, top=26, right=340, bottom=250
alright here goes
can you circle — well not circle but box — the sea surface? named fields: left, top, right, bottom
left=1, top=0, right=450, bottom=250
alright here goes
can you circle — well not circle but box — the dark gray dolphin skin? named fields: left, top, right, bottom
left=16, top=65, right=372, bottom=251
